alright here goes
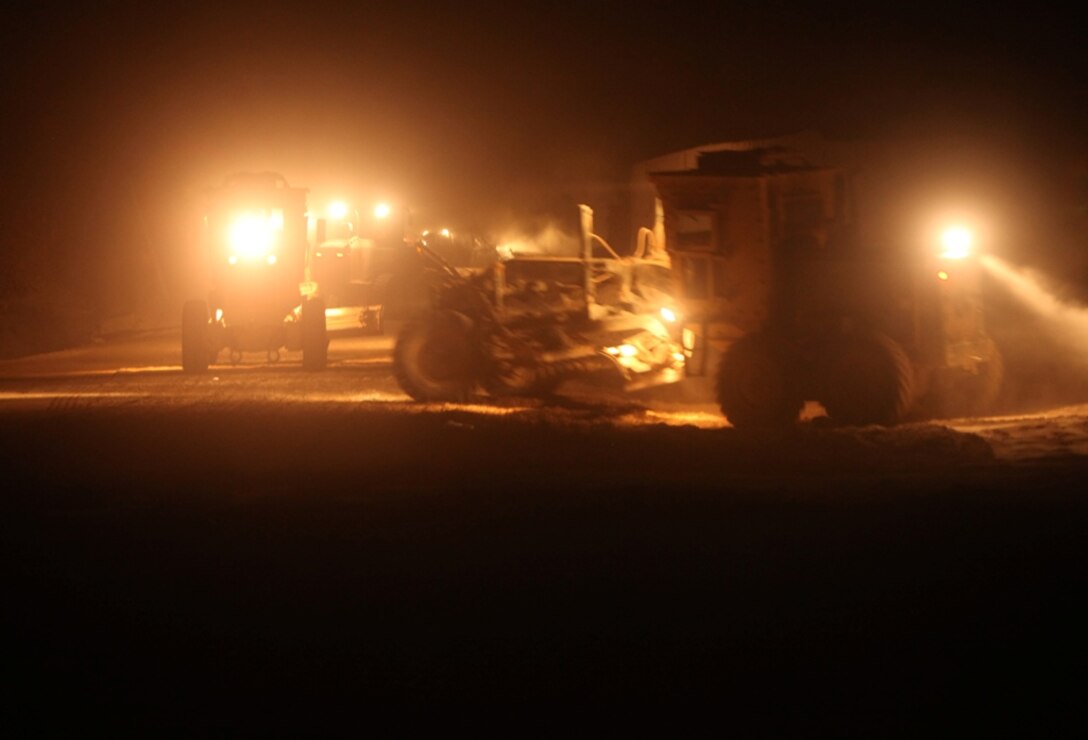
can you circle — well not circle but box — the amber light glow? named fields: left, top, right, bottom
left=940, top=226, right=973, bottom=259
left=328, top=201, right=349, bottom=219
left=228, top=213, right=281, bottom=261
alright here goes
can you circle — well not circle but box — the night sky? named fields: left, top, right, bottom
left=1, top=1, right=1085, bottom=312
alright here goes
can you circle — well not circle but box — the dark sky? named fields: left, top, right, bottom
left=1, top=1, right=1085, bottom=301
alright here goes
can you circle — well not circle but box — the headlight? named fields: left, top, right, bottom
left=228, top=212, right=281, bottom=262
left=606, top=343, right=639, bottom=357
left=939, top=226, right=973, bottom=260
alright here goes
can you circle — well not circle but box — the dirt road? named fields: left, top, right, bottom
left=2, top=327, right=1087, bottom=731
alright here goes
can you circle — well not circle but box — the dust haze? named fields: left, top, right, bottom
left=983, top=255, right=1088, bottom=412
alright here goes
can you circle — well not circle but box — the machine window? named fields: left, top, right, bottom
left=674, top=210, right=716, bottom=252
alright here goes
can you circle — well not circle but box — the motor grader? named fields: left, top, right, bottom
left=651, top=147, right=1002, bottom=428
left=181, top=172, right=327, bottom=372
left=308, top=199, right=430, bottom=334
left=392, top=206, right=685, bottom=401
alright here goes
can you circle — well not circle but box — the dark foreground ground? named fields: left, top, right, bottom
left=3, top=402, right=1087, bottom=732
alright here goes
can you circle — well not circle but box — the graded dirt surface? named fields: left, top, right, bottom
left=3, top=330, right=1087, bottom=731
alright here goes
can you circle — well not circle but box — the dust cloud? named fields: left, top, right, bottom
left=981, top=254, right=1088, bottom=411
left=982, top=255, right=1088, bottom=360
left=494, top=223, right=581, bottom=258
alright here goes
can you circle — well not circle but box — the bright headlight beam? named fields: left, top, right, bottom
left=328, top=201, right=349, bottom=220
left=230, top=216, right=265, bottom=256
left=940, top=226, right=973, bottom=259
left=229, top=214, right=276, bottom=259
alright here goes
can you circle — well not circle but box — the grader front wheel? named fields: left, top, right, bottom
left=393, top=311, right=479, bottom=402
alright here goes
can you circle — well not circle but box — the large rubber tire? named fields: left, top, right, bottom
left=818, top=332, right=915, bottom=426
left=394, top=311, right=479, bottom=402
left=716, top=333, right=803, bottom=430
left=181, top=300, right=210, bottom=374
left=301, top=296, right=328, bottom=371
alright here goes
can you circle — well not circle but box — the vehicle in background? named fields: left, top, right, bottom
left=182, top=172, right=327, bottom=372
left=310, top=200, right=449, bottom=334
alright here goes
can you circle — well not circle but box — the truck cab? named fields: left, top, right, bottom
left=652, top=147, right=1000, bottom=427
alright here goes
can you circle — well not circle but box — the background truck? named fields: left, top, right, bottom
left=651, top=147, right=1002, bottom=428
left=181, top=171, right=328, bottom=372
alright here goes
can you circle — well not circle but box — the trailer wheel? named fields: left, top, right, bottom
left=394, top=311, right=478, bottom=402
left=301, top=296, right=328, bottom=371
left=818, top=332, right=914, bottom=426
left=181, top=300, right=210, bottom=374
left=716, top=333, right=803, bottom=429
